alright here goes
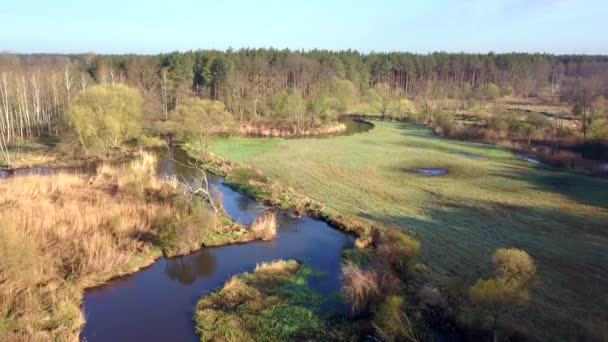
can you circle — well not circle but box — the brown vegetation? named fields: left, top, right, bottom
left=341, top=261, right=381, bottom=314
left=0, top=152, right=228, bottom=341
left=249, top=210, right=278, bottom=241
left=373, top=295, right=418, bottom=342
left=239, top=121, right=346, bottom=137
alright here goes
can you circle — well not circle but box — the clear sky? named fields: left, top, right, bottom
left=1, top=0, right=606, bottom=54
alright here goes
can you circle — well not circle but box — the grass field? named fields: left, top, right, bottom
left=205, top=121, right=608, bottom=340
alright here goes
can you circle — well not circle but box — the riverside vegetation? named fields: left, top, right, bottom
left=199, top=120, right=608, bottom=341
left=0, top=152, right=278, bottom=341
left=2, top=51, right=608, bottom=167
left=0, top=49, right=607, bottom=342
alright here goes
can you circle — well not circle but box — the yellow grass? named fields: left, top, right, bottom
left=250, top=211, right=278, bottom=241
left=0, top=152, right=200, bottom=341
left=254, top=259, right=299, bottom=275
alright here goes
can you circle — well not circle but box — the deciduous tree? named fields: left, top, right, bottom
left=68, top=84, right=143, bottom=156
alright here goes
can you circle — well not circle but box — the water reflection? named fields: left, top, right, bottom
left=164, top=250, right=217, bottom=286
left=81, top=150, right=355, bottom=342
left=342, top=117, right=374, bottom=135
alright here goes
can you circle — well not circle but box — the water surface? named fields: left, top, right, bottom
left=80, top=151, right=354, bottom=342
left=414, top=168, right=448, bottom=176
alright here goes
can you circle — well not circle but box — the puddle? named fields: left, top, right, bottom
left=414, top=168, right=448, bottom=176
left=516, top=154, right=545, bottom=166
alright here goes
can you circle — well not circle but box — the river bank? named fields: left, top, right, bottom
left=202, top=120, right=608, bottom=341
left=239, top=121, right=346, bottom=137
left=0, top=151, right=277, bottom=341
left=80, top=149, right=358, bottom=341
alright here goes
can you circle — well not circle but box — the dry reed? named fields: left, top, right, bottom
left=341, top=261, right=380, bottom=314
left=0, top=153, right=188, bottom=341
left=250, top=210, right=278, bottom=241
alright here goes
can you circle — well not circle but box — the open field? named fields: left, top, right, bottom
left=206, top=121, right=608, bottom=340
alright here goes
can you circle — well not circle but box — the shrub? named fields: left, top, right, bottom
left=589, top=118, right=608, bottom=140
left=463, top=84, right=473, bottom=99
left=149, top=120, right=183, bottom=136
left=486, top=83, right=501, bottom=100
left=492, top=248, right=536, bottom=285
left=373, top=295, right=417, bottom=342
left=137, top=135, right=166, bottom=148
left=341, top=261, right=380, bottom=314
left=169, top=98, right=235, bottom=144
left=342, top=248, right=372, bottom=266
left=156, top=199, right=216, bottom=255
left=469, top=248, right=537, bottom=342
left=486, top=115, right=509, bottom=135
left=434, top=111, right=455, bottom=136
left=502, top=85, right=515, bottom=96
left=377, top=230, right=421, bottom=277
left=155, top=217, right=181, bottom=255
left=417, top=285, right=447, bottom=310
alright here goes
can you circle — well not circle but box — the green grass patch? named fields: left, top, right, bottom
left=204, top=120, right=608, bottom=341
left=194, top=260, right=357, bottom=342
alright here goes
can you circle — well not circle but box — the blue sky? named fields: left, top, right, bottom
left=1, top=0, right=606, bottom=54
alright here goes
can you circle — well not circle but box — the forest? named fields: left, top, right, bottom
left=1, top=50, right=607, bottom=151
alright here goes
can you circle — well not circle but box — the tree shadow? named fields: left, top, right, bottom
left=164, top=249, right=217, bottom=285
left=489, top=164, right=608, bottom=209
left=358, top=198, right=608, bottom=341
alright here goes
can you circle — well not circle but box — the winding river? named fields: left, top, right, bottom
left=80, top=119, right=373, bottom=341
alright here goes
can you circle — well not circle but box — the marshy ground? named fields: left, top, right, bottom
left=203, top=120, right=608, bottom=340
left=0, top=152, right=261, bottom=341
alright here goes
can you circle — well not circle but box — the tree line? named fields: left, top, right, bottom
left=1, top=50, right=607, bottom=151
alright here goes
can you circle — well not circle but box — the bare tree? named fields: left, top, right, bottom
left=160, top=68, right=169, bottom=120
left=167, top=148, right=216, bottom=210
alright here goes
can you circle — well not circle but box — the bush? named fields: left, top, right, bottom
left=589, top=118, right=608, bottom=140
left=492, top=248, right=536, bottom=285
left=486, top=83, right=501, bottom=100
left=373, top=295, right=417, bottom=342
left=341, top=261, right=380, bottom=314
left=502, top=85, right=515, bottom=97
left=463, top=84, right=473, bottom=99
left=377, top=230, right=420, bottom=277
left=469, top=248, right=537, bottom=341
left=149, top=120, right=183, bottom=136
left=434, top=111, right=455, bottom=135
left=137, top=135, right=166, bottom=148
left=155, top=200, right=216, bottom=256
left=169, top=98, right=235, bottom=143
left=486, top=115, right=509, bottom=134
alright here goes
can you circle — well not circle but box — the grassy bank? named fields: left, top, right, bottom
left=194, top=260, right=359, bottom=341
left=202, top=121, right=608, bottom=340
left=0, top=153, right=264, bottom=341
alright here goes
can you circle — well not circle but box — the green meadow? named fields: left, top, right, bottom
left=206, top=121, right=608, bottom=339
